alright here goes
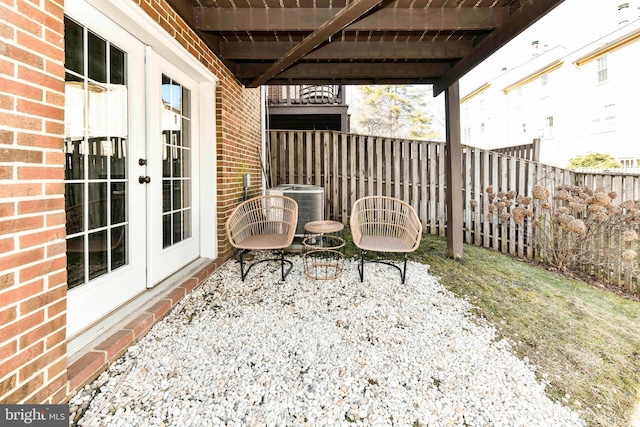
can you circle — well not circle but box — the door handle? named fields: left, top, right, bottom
left=138, top=176, right=151, bottom=184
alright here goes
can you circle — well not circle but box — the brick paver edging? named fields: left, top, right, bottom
left=65, top=257, right=225, bottom=400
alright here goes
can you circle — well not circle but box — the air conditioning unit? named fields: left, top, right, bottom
left=268, top=184, right=324, bottom=236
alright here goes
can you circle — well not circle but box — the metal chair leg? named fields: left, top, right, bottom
left=401, top=253, right=408, bottom=284
left=358, top=250, right=365, bottom=282
left=239, top=249, right=247, bottom=281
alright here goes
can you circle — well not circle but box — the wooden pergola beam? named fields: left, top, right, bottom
left=246, top=0, right=384, bottom=88
left=221, top=40, right=473, bottom=60
left=433, top=0, right=565, bottom=96
left=194, top=7, right=509, bottom=32
left=236, top=62, right=451, bottom=83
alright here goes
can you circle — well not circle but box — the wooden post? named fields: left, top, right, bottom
left=532, top=138, right=541, bottom=162
left=445, top=81, right=464, bottom=259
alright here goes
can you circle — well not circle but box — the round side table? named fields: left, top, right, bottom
left=302, top=220, right=345, bottom=280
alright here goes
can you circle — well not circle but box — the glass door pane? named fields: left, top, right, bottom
left=161, top=75, right=192, bottom=249
left=64, top=17, right=129, bottom=289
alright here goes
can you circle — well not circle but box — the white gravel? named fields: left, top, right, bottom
left=72, top=252, right=584, bottom=427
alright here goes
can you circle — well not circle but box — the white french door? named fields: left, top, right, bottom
left=65, top=0, right=204, bottom=339
left=64, top=1, right=147, bottom=338
left=145, top=52, right=200, bottom=286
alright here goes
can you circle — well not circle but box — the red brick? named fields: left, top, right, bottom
left=17, top=1, right=63, bottom=36
left=44, top=90, right=64, bottom=109
left=44, top=182, right=64, bottom=196
left=17, top=166, right=63, bottom=180
left=45, top=240, right=66, bottom=258
left=0, top=216, right=43, bottom=234
left=0, top=129, right=13, bottom=144
left=148, top=298, right=172, bottom=321
left=0, top=147, right=44, bottom=163
left=0, top=3, right=42, bottom=36
left=0, top=76, right=43, bottom=100
left=0, top=304, right=17, bottom=325
left=45, top=119, right=63, bottom=135
left=46, top=270, right=66, bottom=289
left=166, top=287, right=186, bottom=305
left=0, top=341, right=44, bottom=379
left=0, top=340, right=17, bottom=363
left=17, top=66, right=64, bottom=94
left=0, top=246, right=44, bottom=270
left=0, top=183, right=43, bottom=199
left=29, top=371, right=66, bottom=405
left=45, top=327, right=66, bottom=351
left=19, top=256, right=67, bottom=283
left=0, top=279, right=43, bottom=306
left=0, top=53, right=15, bottom=76
left=123, top=312, right=155, bottom=339
left=19, top=286, right=65, bottom=317
left=18, top=340, right=65, bottom=382
left=0, top=165, right=13, bottom=179
left=45, top=150, right=64, bottom=165
left=46, top=356, right=66, bottom=381
left=0, top=374, right=17, bottom=399
left=0, top=272, right=14, bottom=291
left=0, top=111, right=41, bottom=131
left=45, top=211, right=65, bottom=227
left=0, top=92, right=14, bottom=109
left=46, top=299, right=65, bottom=320
left=17, top=98, right=64, bottom=120
left=95, top=330, right=134, bottom=361
left=2, top=372, right=43, bottom=404
left=18, top=198, right=64, bottom=216
left=0, top=237, right=15, bottom=254
left=180, top=277, right=199, bottom=293
left=18, top=229, right=64, bottom=252
left=67, top=351, right=105, bottom=391
left=17, top=133, right=61, bottom=149
left=44, top=0, right=64, bottom=19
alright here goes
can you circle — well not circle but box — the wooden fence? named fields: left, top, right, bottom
left=490, top=138, right=541, bottom=162
left=267, top=130, right=640, bottom=291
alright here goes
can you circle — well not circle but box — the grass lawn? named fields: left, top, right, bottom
left=342, top=232, right=640, bottom=426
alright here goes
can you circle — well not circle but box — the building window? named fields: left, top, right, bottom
left=597, top=55, right=608, bottom=84
left=463, top=127, right=471, bottom=144
left=545, top=116, right=554, bottom=138
left=541, top=74, right=548, bottom=87
left=591, top=103, right=616, bottom=133
left=522, top=123, right=527, bottom=134
left=480, top=122, right=485, bottom=135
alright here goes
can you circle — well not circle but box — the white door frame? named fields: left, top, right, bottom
left=65, top=0, right=218, bottom=343
left=65, top=0, right=148, bottom=339
left=83, top=0, right=219, bottom=262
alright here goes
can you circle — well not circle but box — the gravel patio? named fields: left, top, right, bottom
left=72, top=253, right=584, bottom=426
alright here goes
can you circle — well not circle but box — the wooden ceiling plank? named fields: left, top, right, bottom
left=236, top=62, right=451, bottom=81
left=246, top=0, right=385, bottom=87
left=221, top=39, right=472, bottom=59
left=348, top=7, right=509, bottom=31
left=194, top=6, right=509, bottom=32
left=433, top=0, right=565, bottom=95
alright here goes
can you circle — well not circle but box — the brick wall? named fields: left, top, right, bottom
left=0, top=0, right=262, bottom=403
left=0, top=0, right=69, bottom=404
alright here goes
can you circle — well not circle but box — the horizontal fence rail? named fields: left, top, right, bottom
left=267, top=130, right=639, bottom=292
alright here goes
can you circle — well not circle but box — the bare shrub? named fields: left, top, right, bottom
left=482, top=185, right=640, bottom=282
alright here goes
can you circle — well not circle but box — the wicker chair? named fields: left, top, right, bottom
left=225, top=195, right=298, bottom=281
left=350, top=196, right=422, bottom=284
